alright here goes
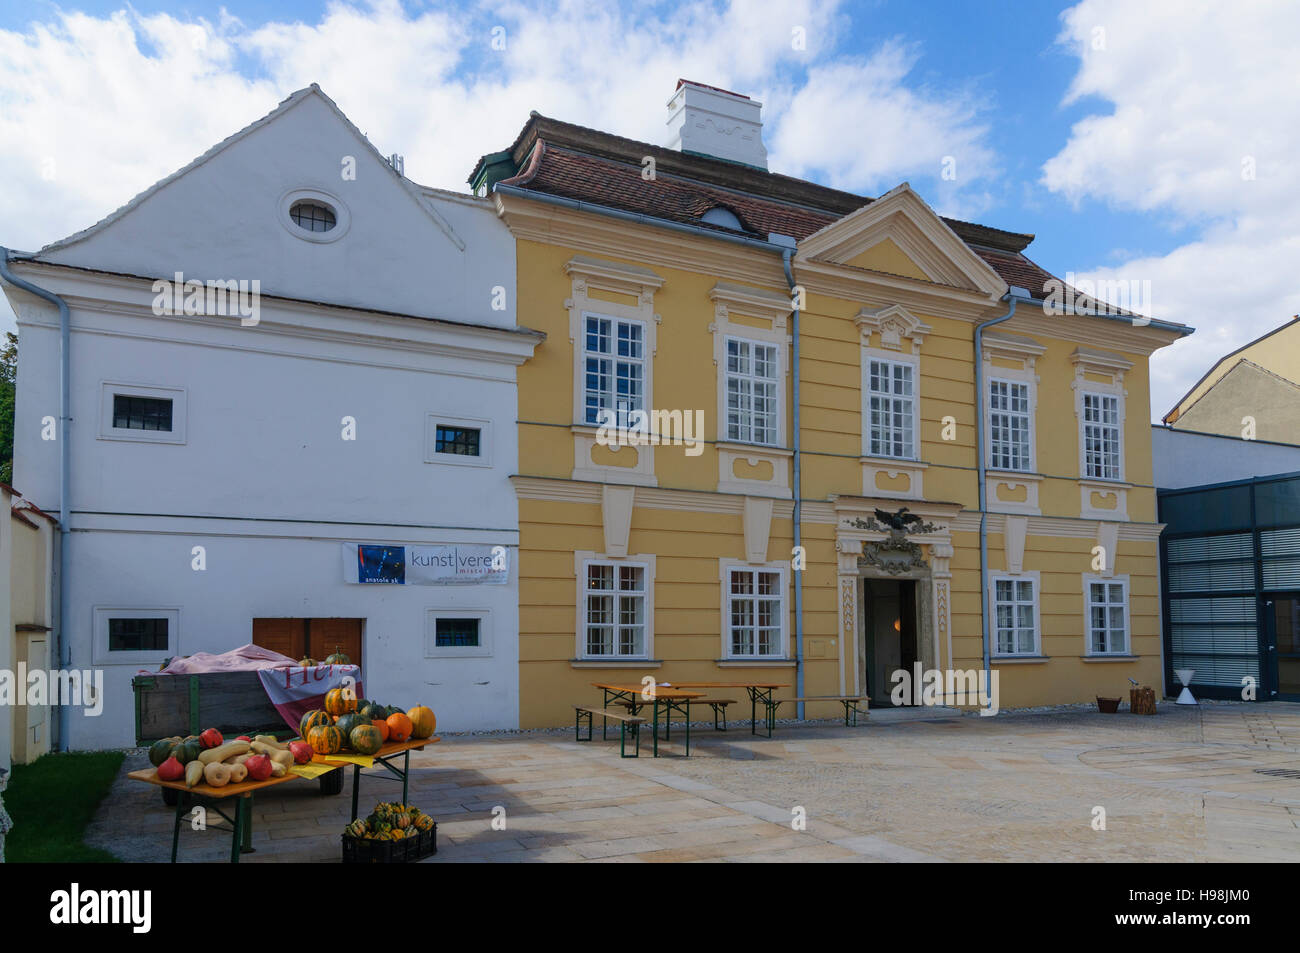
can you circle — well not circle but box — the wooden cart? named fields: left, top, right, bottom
left=132, top=671, right=345, bottom=801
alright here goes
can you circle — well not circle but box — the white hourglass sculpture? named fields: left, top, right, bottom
left=1174, top=668, right=1197, bottom=705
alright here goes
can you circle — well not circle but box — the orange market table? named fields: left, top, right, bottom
left=127, top=767, right=299, bottom=863
left=590, top=683, right=703, bottom=756
left=313, top=737, right=440, bottom=821
left=670, top=682, right=790, bottom=738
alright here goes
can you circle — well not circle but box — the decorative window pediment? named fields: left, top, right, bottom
left=1070, top=346, right=1132, bottom=386
left=855, top=304, right=931, bottom=354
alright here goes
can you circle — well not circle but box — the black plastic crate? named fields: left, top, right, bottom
left=341, top=824, right=437, bottom=863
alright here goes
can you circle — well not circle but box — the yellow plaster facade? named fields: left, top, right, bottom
left=498, top=183, right=1182, bottom=728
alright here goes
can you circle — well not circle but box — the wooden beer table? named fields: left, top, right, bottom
left=127, top=768, right=298, bottom=863
left=590, top=683, right=703, bottom=756
left=314, top=737, right=440, bottom=821
left=670, top=682, right=789, bottom=737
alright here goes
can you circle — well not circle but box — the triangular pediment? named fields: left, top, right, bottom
left=798, top=183, right=1006, bottom=297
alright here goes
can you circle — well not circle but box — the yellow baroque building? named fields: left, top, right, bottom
left=471, top=84, right=1193, bottom=727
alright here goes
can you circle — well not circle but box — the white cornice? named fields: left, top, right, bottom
left=497, top=193, right=788, bottom=289
left=708, top=281, right=792, bottom=325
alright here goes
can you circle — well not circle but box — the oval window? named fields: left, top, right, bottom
left=289, top=200, right=337, bottom=233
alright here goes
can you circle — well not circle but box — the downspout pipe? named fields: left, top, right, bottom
left=773, top=235, right=804, bottom=720
left=975, top=285, right=1032, bottom=713
left=0, top=248, right=71, bottom=752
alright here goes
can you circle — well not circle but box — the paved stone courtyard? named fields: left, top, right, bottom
left=89, top=702, right=1300, bottom=862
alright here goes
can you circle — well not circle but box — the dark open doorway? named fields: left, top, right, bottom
left=862, top=578, right=919, bottom=706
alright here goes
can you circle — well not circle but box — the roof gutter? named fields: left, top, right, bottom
left=493, top=183, right=796, bottom=256
left=0, top=248, right=71, bottom=752
left=975, top=286, right=1032, bottom=714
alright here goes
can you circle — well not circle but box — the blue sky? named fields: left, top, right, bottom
left=1, top=0, right=1296, bottom=419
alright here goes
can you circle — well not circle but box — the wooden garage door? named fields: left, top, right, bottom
left=252, top=618, right=363, bottom=666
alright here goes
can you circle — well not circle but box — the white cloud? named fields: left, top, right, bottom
left=0, top=0, right=998, bottom=336
left=1042, top=0, right=1300, bottom=419
left=769, top=40, right=996, bottom=215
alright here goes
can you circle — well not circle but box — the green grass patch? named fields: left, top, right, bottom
left=6, top=751, right=124, bottom=862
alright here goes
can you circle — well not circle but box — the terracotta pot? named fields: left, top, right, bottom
left=1096, top=696, right=1121, bottom=714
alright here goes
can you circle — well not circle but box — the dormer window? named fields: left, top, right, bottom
left=290, top=200, right=337, bottom=232
left=700, top=206, right=744, bottom=231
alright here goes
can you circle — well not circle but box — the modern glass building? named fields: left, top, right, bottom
left=1159, top=471, right=1300, bottom=701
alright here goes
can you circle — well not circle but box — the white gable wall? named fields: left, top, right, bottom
left=39, top=90, right=515, bottom=329
left=3, top=87, right=535, bottom=749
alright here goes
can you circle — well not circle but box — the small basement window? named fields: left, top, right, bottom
left=113, top=394, right=173, bottom=432
left=109, top=617, right=170, bottom=652
left=435, top=425, right=481, bottom=456
left=435, top=618, right=481, bottom=648
left=289, top=200, right=337, bottom=233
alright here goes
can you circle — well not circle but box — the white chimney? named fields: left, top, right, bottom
left=665, top=80, right=768, bottom=170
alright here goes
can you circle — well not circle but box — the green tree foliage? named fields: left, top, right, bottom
left=0, top=331, right=15, bottom=485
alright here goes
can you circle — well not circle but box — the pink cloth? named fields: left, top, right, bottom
left=156, top=643, right=297, bottom=674
left=145, top=644, right=363, bottom=735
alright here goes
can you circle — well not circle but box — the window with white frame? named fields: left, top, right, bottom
left=992, top=577, right=1038, bottom=656
left=583, top=314, right=644, bottom=428
left=582, top=561, right=647, bottom=657
left=727, top=567, right=784, bottom=658
left=1086, top=578, right=1128, bottom=654
left=988, top=379, right=1032, bottom=471
left=726, top=338, right=778, bottom=445
left=99, top=382, right=186, bottom=444
left=93, top=607, right=178, bottom=665
left=867, top=358, right=915, bottom=459
left=424, top=608, right=492, bottom=658
left=1082, top=392, right=1122, bottom=480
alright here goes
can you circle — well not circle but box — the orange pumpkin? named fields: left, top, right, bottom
left=407, top=706, right=436, bottom=739
left=386, top=712, right=412, bottom=742
left=324, top=687, right=357, bottom=717
left=372, top=718, right=391, bottom=743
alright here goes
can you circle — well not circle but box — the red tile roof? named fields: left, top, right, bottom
left=478, top=113, right=1190, bottom=334
left=481, top=114, right=1070, bottom=295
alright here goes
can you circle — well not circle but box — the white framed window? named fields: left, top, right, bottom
left=98, top=381, right=186, bottom=444
left=723, top=564, right=787, bottom=659
left=579, top=558, right=651, bottom=659
left=1082, top=392, right=1122, bottom=480
left=93, top=607, right=179, bottom=666
left=988, top=378, right=1033, bottom=472
left=424, top=608, right=493, bottom=658
left=1085, top=575, right=1129, bottom=655
left=425, top=414, right=492, bottom=468
left=990, top=575, right=1040, bottom=657
left=725, top=337, right=779, bottom=445
left=866, top=357, right=916, bottom=459
left=583, top=313, right=645, bottom=429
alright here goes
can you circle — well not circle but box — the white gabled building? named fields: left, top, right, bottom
left=1, top=86, right=541, bottom=749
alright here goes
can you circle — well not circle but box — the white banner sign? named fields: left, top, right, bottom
left=342, top=543, right=510, bottom=585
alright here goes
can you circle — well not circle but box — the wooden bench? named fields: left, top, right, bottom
left=615, top=697, right=737, bottom=731
left=777, top=696, right=871, bottom=727
left=574, top=705, right=645, bottom=757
